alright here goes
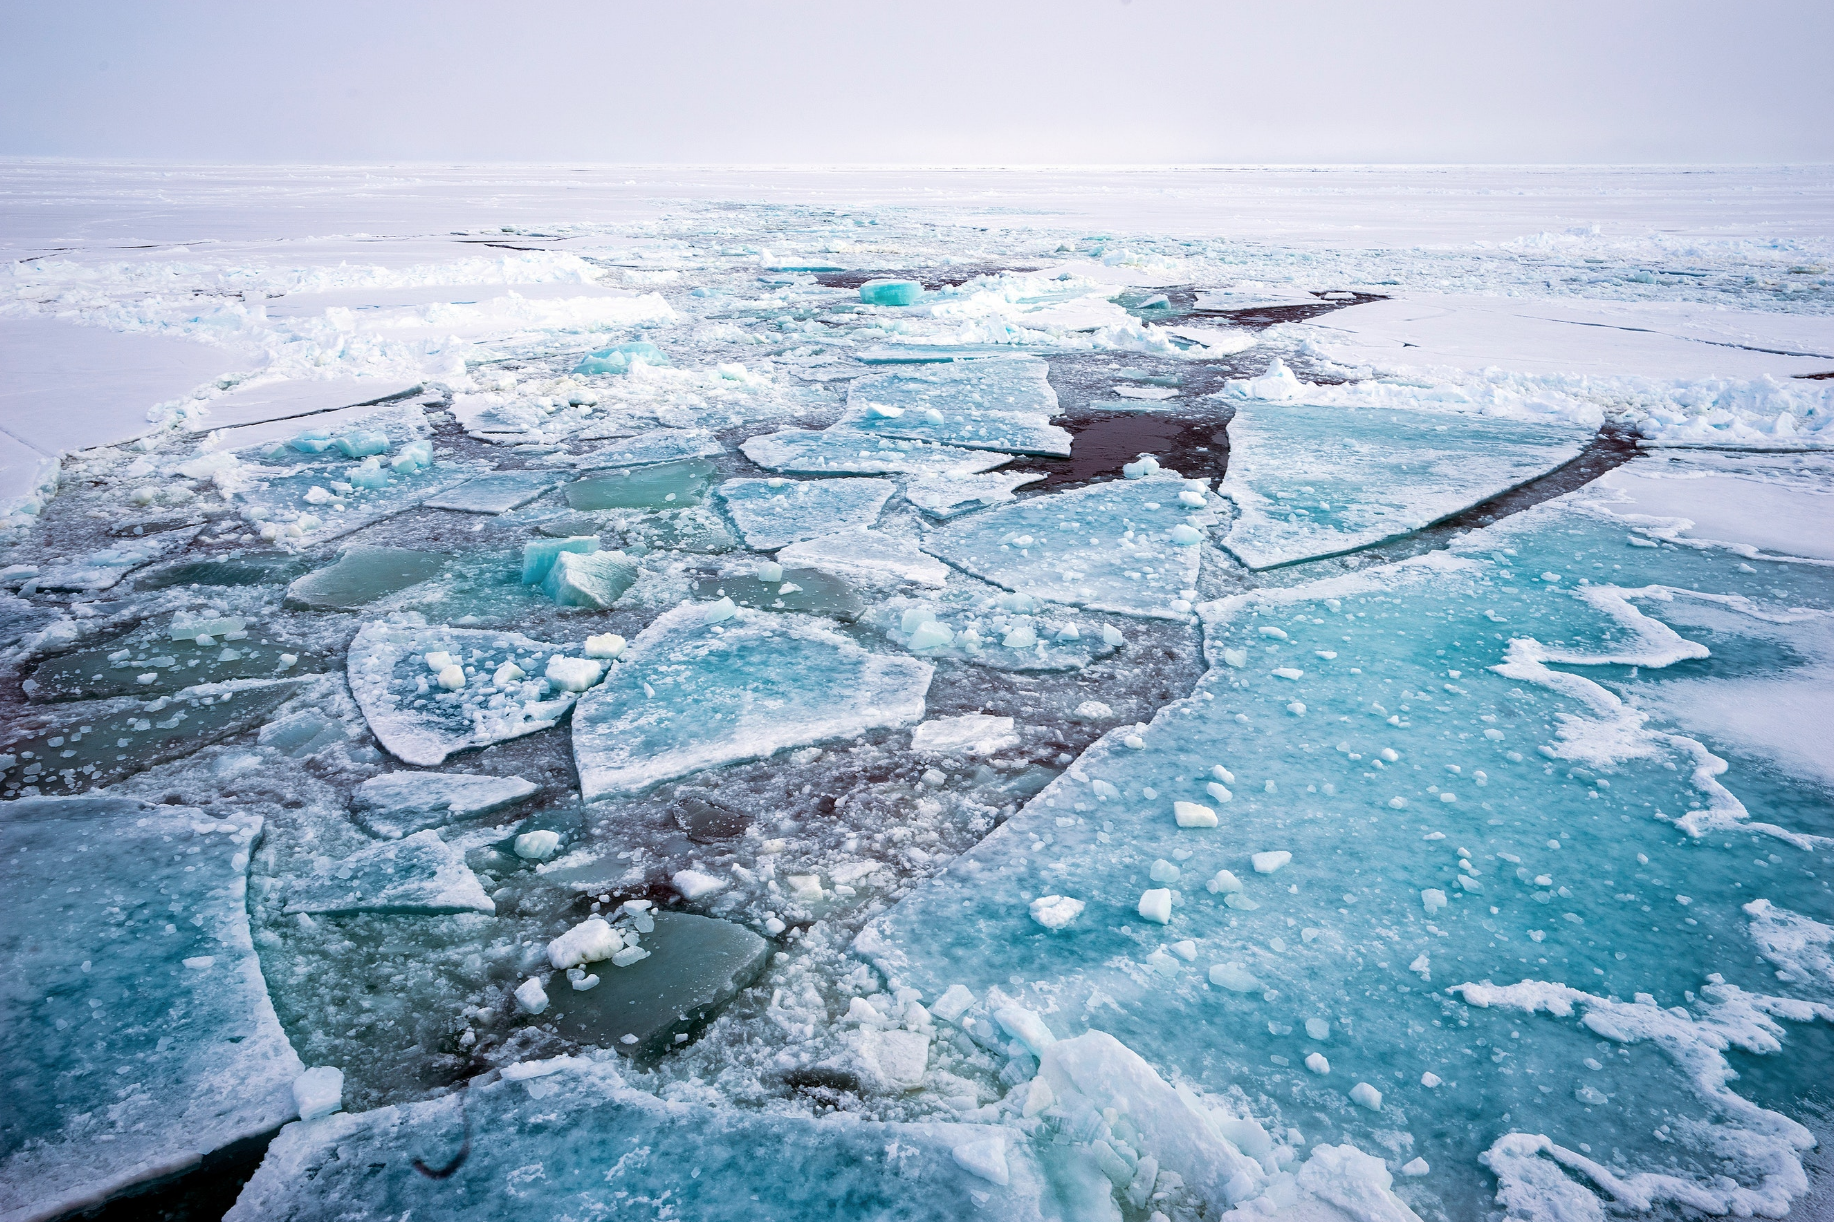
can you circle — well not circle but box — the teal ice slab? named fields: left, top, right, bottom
left=27, top=635, right=316, bottom=701
left=575, top=427, right=722, bottom=469
left=843, top=358, right=1071, bottom=456
left=573, top=603, right=933, bottom=799
left=287, top=829, right=493, bottom=916
left=351, top=771, right=538, bottom=839
left=740, top=428, right=1013, bottom=476
left=540, top=549, right=638, bottom=608
left=227, top=1057, right=1061, bottom=1222
left=860, top=493, right=1834, bottom=1221
left=565, top=458, right=714, bottom=511
left=716, top=476, right=895, bottom=550
left=1220, top=402, right=1592, bottom=569
left=921, top=473, right=1217, bottom=620
left=521, top=535, right=598, bottom=585
left=285, top=547, right=445, bottom=611
left=421, top=470, right=562, bottom=514
left=860, top=278, right=924, bottom=306
left=0, top=798, right=300, bottom=1222
left=240, top=459, right=484, bottom=548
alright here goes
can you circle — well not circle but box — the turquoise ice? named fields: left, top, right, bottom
left=1221, top=402, right=1592, bottom=569
left=859, top=489, right=1834, bottom=1221
left=575, top=426, right=722, bottom=469
left=741, top=428, right=1013, bottom=476
left=572, top=340, right=666, bottom=375
left=843, top=358, right=1072, bottom=456
left=860, top=278, right=924, bottom=306
left=421, top=470, right=561, bottom=514
left=716, top=476, right=896, bottom=550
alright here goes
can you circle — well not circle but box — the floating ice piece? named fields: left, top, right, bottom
left=544, top=655, right=605, bottom=693
left=548, top=917, right=624, bottom=969
left=0, top=798, right=300, bottom=1222
left=514, top=977, right=549, bottom=1014
left=1173, top=800, right=1218, bottom=828
left=1138, top=888, right=1173, bottom=924
left=522, top=535, right=599, bottom=585
left=514, top=829, right=561, bottom=860
left=860, top=279, right=924, bottom=306
left=1220, top=401, right=1590, bottom=568
left=856, top=1026, right=931, bottom=1091
left=904, top=471, right=1045, bottom=519
left=572, top=603, right=932, bottom=799
left=566, top=458, right=714, bottom=511
left=1422, top=889, right=1447, bottom=913
left=576, top=428, right=720, bottom=471
left=347, top=619, right=590, bottom=766
left=34, top=526, right=203, bottom=592
left=258, top=709, right=348, bottom=759
left=741, top=429, right=1011, bottom=476
left=293, top=1067, right=344, bottom=1122
left=1305, top=1052, right=1330, bottom=1075
left=283, top=547, right=445, bottom=612
left=911, top=714, right=1018, bottom=755
left=1251, top=850, right=1291, bottom=874
left=1074, top=700, right=1115, bottom=721
left=287, top=829, right=493, bottom=915
left=842, top=359, right=1070, bottom=456
left=584, top=633, right=626, bottom=659
left=573, top=340, right=666, bottom=375
left=922, top=472, right=1215, bottom=619
left=672, top=869, right=729, bottom=900
left=1206, top=869, right=1243, bottom=894
left=716, top=477, right=895, bottom=550
left=228, top=1056, right=1054, bottom=1222
left=1029, top=895, right=1086, bottom=929
left=776, top=527, right=950, bottom=588
left=1349, top=1082, right=1383, bottom=1111
left=1209, top=963, right=1260, bottom=992
left=1400, top=1157, right=1429, bottom=1177
left=422, top=470, right=561, bottom=514
left=1122, top=455, right=1160, bottom=479
left=541, top=550, right=638, bottom=609
left=351, top=771, right=538, bottom=838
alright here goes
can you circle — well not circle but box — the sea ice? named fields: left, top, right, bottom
left=284, top=547, right=445, bottom=611
left=911, top=714, right=1019, bottom=755
left=715, top=477, right=895, bottom=550
left=904, top=470, right=1046, bottom=519
left=0, top=798, right=300, bottom=1222
left=420, top=470, right=561, bottom=514
left=540, top=549, right=638, bottom=608
left=575, top=427, right=722, bottom=469
left=776, top=527, right=951, bottom=588
left=564, top=457, right=715, bottom=511
left=350, top=771, right=539, bottom=839
left=572, top=602, right=932, bottom=799
left=286, top=829, right=494, bottom=915
left=841, top=358, right=1072, bottom=457
left=741, top=428, right=1012, bottom=476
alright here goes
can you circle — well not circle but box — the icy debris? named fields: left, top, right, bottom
left=1138, top=889, right=1173, bottom=924
left=34, top=526, right=203, bottom=592
left=575, top=427, right=720, bottom=469
left=347, top=619, right=590, bottom=766
left=583, top=632, right=626, bottom=659
left=1209, top=963, right=1260, bottom=992
left=1220, top=401, right=1589, bottom=569
left=350, top=771, right=538, bottom=839
left=514, top=977, right=549, bottom=1014
left=672, top=869, right=729, bottom=900
left=257, top=709, right=348, bottom=759
left=1029, top=895, right=1086, bottom=929
left=911, top=714, right=1019, bottom=755
left=777, top=527, right=952, bottom=588
left=741, top=428, right=1012, bottom=476
left=842, top=358, right=1071, bottom=457
left=860, top=279, right=924, bottom=306
left=1173, top=800, right=1217, bottom=828
left=572, top=339, right=666, bottom=376
left=513, top=829, right=561, bottom=860
left=544, top=655, right=605, bottom=692
left=285, top=547, right=444, bottom=611
left=548, top=917, right=625, bottom=970
left=287, top=829, right=493, bottom=915
left=292, top=1067, right=344, bottom=1122
left=538, top=543, right=635, bottom=608
left=228, top=1057, right=1054, bottom=1222
left=1350, top=1082, right=1383, bottom=1110
left=521, top=535, right=599, bottom=585
left=1251, top=850, right=1291, bottom=874
left=1305, top=1052, right=1330, bottom=1075
left=716, top=477, right=895, bottom=550
left=572, top=602, right=932, bottom=799
left=0, top=798, right=300, bottom=1221
left=421, top=470, right=560, bottom=514
left=905, top=470, right=1046, bottom=519
left=922, top=471, right=1215, bottom=618
left=1400, top=1157, right=1429, bottom=1177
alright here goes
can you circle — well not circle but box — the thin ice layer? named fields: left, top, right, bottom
left=842, top=358, right=1072, bottom=456
left=716, top=477, right=895, bottom=550
left=741, top=428, right=1012, bottom=476
left=347, top=617, right=596, bottom=766
left=287, top=830, right=494, bottom=915
left=0, top=798, right=301, bottom=1222
left=921, top=473, right=1215, bottom=619
left=227, top=1056, right=1058, bottom=1222
left=860, top=492, right=1834, bottom=1220
left=1220, top=401, right=1590, bottom=568
left=575, top=427, right=723, bottom=469
left=572, top=603, right=933, bottom=799
left=420, top=471, right=562, bottom=514
left=905, top=470, right=1045, bottom=519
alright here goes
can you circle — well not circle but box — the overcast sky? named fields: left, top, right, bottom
left=3, top=0, right=1830, bottom=165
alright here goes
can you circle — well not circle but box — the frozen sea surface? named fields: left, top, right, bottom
left=1, top=163, right=1831, bottom=1222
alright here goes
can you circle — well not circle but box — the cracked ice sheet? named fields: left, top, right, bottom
left=921, top=472, right=1215, bottom=619
left=716, top=477, right=895, bottom=550
left=1591, top=452, right=1834, bottom=561
left=842, top=358, right=1072, bottom=457
left=1220, top=401, right=1591, bottom=569
left=228, top=1055, right=1062, bottom=1222
left=348, top=617, right=597, bottom=766
left=740, top=427, right=1013, bottom=476
left=574, top=426, right=723, bottom=469
left=0, top=797, right=301, bottom=1222
left=572, top=603, right=932, bottom=800
left=859, top=491, right=1834, bottom=1221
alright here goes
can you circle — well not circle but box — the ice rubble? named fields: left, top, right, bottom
left=841, top=358, right=1073, bottom=457
left=227, top=1056, right=1061, bottom=1222
left=922, top=470, right=1216, bottom=619
left=572, top=602, right=933, bottom=799
left=350, top=772, right=539, bottom=838
left=347, top=618, right=601, bottom=766
left=0, top=797, right=301, bottom=1222
left=1219, top=401, right=1591, bottom=569
left=715, top=476, right=896, bottom=550
left=860, top=487, right=1834, bottom=1220
left=287, top=829, right=494, bottom=915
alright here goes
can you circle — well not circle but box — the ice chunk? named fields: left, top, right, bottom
left=716, top=477, right=895, bottom=550
left=1173, top=800, right=1217, bottom=827
left=842, top=359, right=1071, bottom=457
left=1400, top=1157, right=1429, bottom=1177
left=572, top=339, right=666, bottom=375
left=905, top=470, right=1045, bottom=519
left=542, top=550, right=638, bottom=609
left=583, top=632, right=627, bottom=659
left=347, top=619, right=590, bottom=766
left=575, top=427, right=720, bottom=469
left=572, top=603, right=932, bottom=799
left=692, top=565, right=864, bottom=620
left=257, top=709, right=348, bottom=759
left=514, top=829, right=561, bottom=860
left=1220, top=401, right=1589, bottom=568
left=548, top=917, right=624, bottom=969
left=860, top=279, right=924, bottom=306
left=777, top=528, right=950, bottom=588
left=1305, top=1052, right=1330, bottom=1075
left=857, top=1027, right=931, bottom=1091
left=1138, top=889, right=1172, bottom=924
left=514, top=977, right=549, bottom=1014
left=1208, top=963, right=1261, bottom=992
left=292, top=1067, right=344, bottom=1122
left=741, top=428, right=1011, bottom=476
left=284, top=547, right=444, bottom=612
left=565, top=458, right=714, bottom=511
left=952, top=1135, right=1009, bottom=1184
left=228, top=1056, right=1053, bottom=1221
left=351, top=771, right=538, bottom=839
left=911, top=714, right=1018, bottom=755
left=1349, top=1082, right=1383, bottom=1111
left=922, top=472, right=1214, bottom=618
left=287, top=829, right=493, bottom=915
left=1251, top=850, right=1291, bottom=874
left=672, top=869, right=729, bottom=900
left=521, top=535, right=600, bottom=585
left=932, top=985, right=976, bottom=1023
left=1029, top=895, right=1086, bottom=929
left=421, top=470, right=560, bottom=514
left=0, top=798, right=300, bottom=1221
left=544, top=654, right=605, bottom=693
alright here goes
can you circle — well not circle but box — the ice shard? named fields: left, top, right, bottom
left=285, top=547, right=445, bottom=611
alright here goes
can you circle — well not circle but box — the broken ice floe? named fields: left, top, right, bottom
left=572, top=602, right=932, bottom=799
left=575, top=426, right=722, bottom=469
left=776, top=527, right=950, bottom=589
left=285, top=547, right=445, bottom=611
left=841, top=358, right=1072, bottom=457
left=741, top=428, right=1013, bottom=476
left=351, top=771, right=539, bottom=839
left=288, top=830, right=494, bottom=915
left=564, top=457, right=715, bottom=511
left=715, top=477, right=896, bottom=550
left=348, top=618, right=601, bottom=766
left=0, top=797, right=300, bottom=1222
left=420, top=470, right=562, bottom=514
left=905, top=470, right=1046, bottom=519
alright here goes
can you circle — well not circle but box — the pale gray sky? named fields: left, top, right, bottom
left=3, top=0, right=1830, bottom=164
